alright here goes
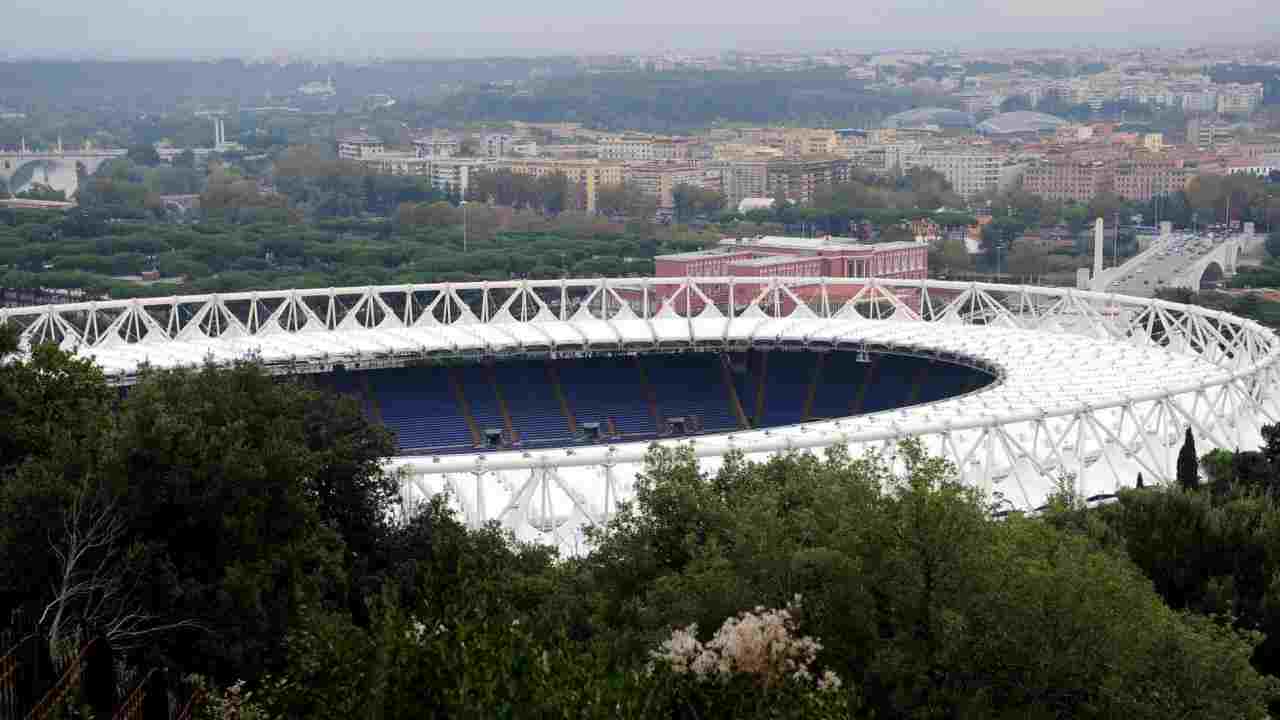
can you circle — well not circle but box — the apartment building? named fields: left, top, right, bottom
left=902, top=147, right=1002, bottom=199
left=1021, top=159, right=1112, bottom=203
left=498, top=158, right=624, bottom=213
left=597, top=134, right=657, bottom=162
left=413, top=136, right=461, bottom=159
left=337, top=132, right=384, bottom=160
left=428, top=157, right=497, bottom=199
left=764, top=156, right=851, bottom=205
left=1111, top=156, right=1189, bottom=201
left=1216, top=84, right=1265, bottom=115
left=708, top=159, right=770, bottom=210
left=625, top=162, right=708, bottom=208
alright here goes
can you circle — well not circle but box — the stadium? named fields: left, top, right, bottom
left=3, top=276, right=1279, bottom=554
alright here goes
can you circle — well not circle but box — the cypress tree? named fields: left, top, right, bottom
left=1177, top=428, right=1199, bottom=490
left=1136, top=472, right=1145, bottom=489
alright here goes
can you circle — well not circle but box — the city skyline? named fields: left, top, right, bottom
left=3, top=0, right=1280, bottom=60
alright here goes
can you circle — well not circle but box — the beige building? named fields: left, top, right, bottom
left=625, top=162, right=709, bottom=208
left=499, top=158, right=624, bottom=213
left=780, top=129, right=838, bottom=157
left=598, top=134, right=658, bottom=162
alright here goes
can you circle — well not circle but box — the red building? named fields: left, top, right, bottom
left=652, top=235, right=928, bottom=310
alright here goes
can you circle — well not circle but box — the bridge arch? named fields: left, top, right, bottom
left=0, top=158, right=77, bottom=197
left=1198, top=260, right=1225, bottom=290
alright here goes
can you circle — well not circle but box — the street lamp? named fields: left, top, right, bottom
left=461, top=200, right=469, bottom=253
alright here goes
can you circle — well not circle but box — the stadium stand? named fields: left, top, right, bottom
left=495, top=361, right=570, bottom=446
left=640, top=354, right=738, bottom=433
left=757, top=352, right=812, bottom=426
left=318, top=351, right=993, bottom=454
left=458, top=365, right=508, bottom=445
left=557, top=356, right=654, bottom=437
left=356, top=367, right=472, bottom=451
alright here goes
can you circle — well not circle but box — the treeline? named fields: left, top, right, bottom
left=0, top=202, right=708, bottom=297
left=428, top=68, right=931, bottom=133
left=0, top=327, right=1277, bottom=717
left=0, top=58, right=580, bottom=114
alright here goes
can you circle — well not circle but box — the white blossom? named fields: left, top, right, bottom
left=650, top=596, right=841, bottom=692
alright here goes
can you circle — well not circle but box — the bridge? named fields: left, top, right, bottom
left=1096, top=226, right=1263, bottom=296
left=0, top=146, right=126, bottom=197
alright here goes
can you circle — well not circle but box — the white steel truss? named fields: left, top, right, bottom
left=4, top=277, right=1278, bottom=555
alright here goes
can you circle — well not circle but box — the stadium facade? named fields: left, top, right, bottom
left=3, top=276, right=1277, bottom=555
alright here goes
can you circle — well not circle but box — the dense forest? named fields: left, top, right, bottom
left=2, top=324, right=1280, bottom=717
left=426, top=69, right=934, bottom=132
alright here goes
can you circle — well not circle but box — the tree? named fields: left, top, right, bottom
left=1266, top=231, right=1280, bottom=260
left=1177, top=427, right=1199, bottom=490
left=173, top=149, right=197, bottom=170
left=566, top=443, right=1277, bottom=718
left=596, top=182, right=654, bottom=218
left=126, top=144, right=162, bottom=168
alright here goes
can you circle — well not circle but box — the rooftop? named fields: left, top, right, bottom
left=655, top=248, right=752, bottom=261
left=339, top=132, right=382, bottom=144
left=731, top=256, right=819, bottom=268
left=720, top=235, right=860, bottom=251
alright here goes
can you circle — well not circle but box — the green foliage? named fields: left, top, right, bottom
left=15, top=182, right=68, bottom=202
left=1178, top=428, right=1200, bottom=490
left=126, top=144, right=162, bottom=167
left=1267, top=232, right=1280, bottom=260
left=5, top=332, right=1280, bottom=717
left=432, top=68, right=931, bottom=132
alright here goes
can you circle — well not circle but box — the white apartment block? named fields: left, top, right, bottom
left=1217, top=84, right=1265, bottom=115
left=902, top=147, right=1002, bottom=199
left=337, top=133, right=384, bottom=160
left=598, top=135, right=656, bottom=161
left=428, top=158, right=497, bottom=198
left=413, top=136, right=461, bottom=159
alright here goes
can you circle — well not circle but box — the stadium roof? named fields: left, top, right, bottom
left=883, top=107, right=976, bottom=130
left=977, top=111, right=1068, bottom=135
left=3, top=277, right=1275, bottom=553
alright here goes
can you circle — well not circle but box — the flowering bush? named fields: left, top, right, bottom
left=649, top=597, right=849, bottom=718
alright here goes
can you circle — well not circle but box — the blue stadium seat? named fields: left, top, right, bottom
left=641, top=354, right=738, bottom=433
left=312, top=353, right=995, bottom=455
left=458, top=365, right=505, bottom=443
left=558, top=356, right=654, bottom=437
left=494, top=361, right=571, bottom=446
left=757, top=351, right=812, bottom=427
left=348, top=366, right=472, bottom=452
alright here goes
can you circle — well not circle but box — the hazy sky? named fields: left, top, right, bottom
left=4, top=0, right=1277, bottom=58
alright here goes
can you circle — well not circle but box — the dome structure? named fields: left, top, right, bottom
left=883, top=107, right=975, bottom=130
left=977, top=111, right=1067, bottom=135
left=738, top=197, right=776, bottom=213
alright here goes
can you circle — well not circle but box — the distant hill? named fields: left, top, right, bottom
left=0, top=58, right=581, bottom=110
